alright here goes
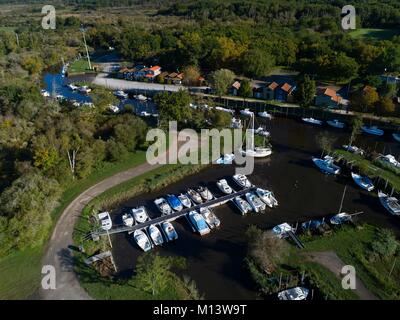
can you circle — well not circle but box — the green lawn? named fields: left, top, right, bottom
left=69, top=59, right=93, bottom=74
left=349, top=28, right=400, bottom=40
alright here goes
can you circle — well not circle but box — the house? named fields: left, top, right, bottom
left=263, top=82, right=279, bottom=100
left=165, top=72, right=184, bottom=85
left=144, top=65, right=162, bottom=80
left=230, top=81, right=241, bottom=96
left=252, top=82, right=264, bottom=99
left=275, top=83, right=295, bottom=102
left=315, top=87, right=343, bottom=108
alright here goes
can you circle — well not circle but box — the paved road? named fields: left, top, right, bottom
left=39, top=131, right=206, bottom=300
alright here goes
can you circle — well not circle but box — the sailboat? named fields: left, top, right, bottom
left=239, top=112, right=272, bottom=158
left=329, top=186, right=360, bottom=225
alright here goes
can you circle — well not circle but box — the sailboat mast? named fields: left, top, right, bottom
left=338, top=185, right=347, bottom=214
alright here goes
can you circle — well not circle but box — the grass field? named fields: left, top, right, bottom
left=69, top=59, right=93, bottom=74
left=349, top=28, right=400, bottom=40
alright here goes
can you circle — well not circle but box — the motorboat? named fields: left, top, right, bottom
left=216, top=179, right=233, bottom=194
left=327, top=119, right=345, bottom=129
left=378, top=191, right=400, bottom=216
left=78, top=85, right=91, bottom=94
left=97, top=211, right=112, bottom=231
left=161, top=221, right=178, bottom=241
left=393, top=133, right=400, bottom=143
left=188, top=211, right=211, bottom=236
left=342, top=144, right=365, bottom=156
left=302, top=117, right=323, bottom=125
left=133, top=229, right=152, bottom=252
left=108, top=105, right=120, bottom=113
left=131, top=206, right=149, bottom=224
left=166, top=194, right=183, bottom=211
left=272, top=223, right=294, bottom=238
left=361, top=125, right=384, bottom=136
left=40, top=89, right=50, bottom=97
left=215, top=153, right=235, bottom=165
left=114, top=89, right=128, bottom=99
left=231, top=117, right=242, bottom=129
left=68, top=83, right=78, bottom=91
left=240, top=146, right=272, bottom=158
left=200, top=207, right=220, bottom=229
left=154, top=198, right=173, bottom=215
left=258, top=111, right=272, bottom=119
left=240, top=108, right=253, bottom=117
left=178, top=193, right=192, bottom=208
left=256, top=188, right=278, bottom=208
left=139, top=111, right=151, bottom=117
left=312, top=155, right=341, bottom=175
left=148, top=224, right=164, bottom=246
left=330, top=212, right=352, bottom=225
left=301, top=219, right=326, bottom=231
left=378, top=154, right=400, bottom=168
left=233, top=196, right=252, bottom=215
left=187, top=188, right=203, bottom=204
left=278, top=287, right=309, bottom=300
left=197, top=186, right=213, bottom=201
left=232, top=174, right=252, bottom=188
left=245, top=192, right=266, bottom=213
left=134, top=94, right=147, bottom=101
left=351, top=172, right=374, bottom=191
left=122, top=212, right=134, bottom=227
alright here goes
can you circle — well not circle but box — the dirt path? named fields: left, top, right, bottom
left=306, top=251, right=378, bottom=300
left=39, top=131, right=207, bottom=300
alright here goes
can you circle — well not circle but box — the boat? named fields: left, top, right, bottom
left=122, top=212, right=134, bottom=227
left=256, top=188, right=278, bottom=208
left=351, top=172, right=374, bottom=191
left=56, top=94, right=64, bottom=100
left=134, top=94, right=147, bottom=101
left=215, top=153, right=235, bottom=165
left=278, top=287, right=309, bottom=301
left=240, top=108, right=253, bottom=117
left=361, top=125, right=384, bottom=136
left=393, top=133, right=400, bottom=143
left=245, top=192, right=266, bottom=213
left=161, top=221, right=178, bottom=241
left=78, top=85, right=91, bottom=94
left=330, top=212, right=353, bottom=225
left=166, top=194, right=183, bottom=211
left=378, top=191, right=400, bottom=216
left=240, top=112, right=272, bottom=158
left=231, top=117, right=242, bottom=129
left=232, top=174, right=252, bottom=188
left=148, top=225, right=164, bottom=246
left=133, top=229, right=152, bottom=252
left=272, top=223, right=294, bottom=238
left=188, top=211, right=211, bottom=236
left=68, top=83, right=78, bottom=91
left=233, top=196, right=252, bottom=215
left=379, top=154, right=400, bottom=168
left=40, top=89, right=50, bottom=97
left=215, top=106, right=234, bottom=114
left=114, top=89, right=128, bottom=99
left=131, top=206, right=149, bottom=224
left=197, top=186, right=213, bottom=201
left=97, top=211, right=112, bottom=231
left=178, top=193, right=192, bottom=208
left=327, top=119, right=345, bottom=129
left=216, top=179, right=233, bottom=194
left=302, top=117, right=323, bottom=125
left=108, top=105, right=120, bottom=113
left=154, top=198, right=173, bottom=215
left=312, top=155, right=341, bottom=175
left=200, top=207, right=220, bottom=229
left=258, top=111, right=272, bottom=119
left=342, top=144, right=365, bottom=156
left=187, top=188, right=203, bottom=204
left=301, top=219, right=324, bottom=231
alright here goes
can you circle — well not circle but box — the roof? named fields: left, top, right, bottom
left=267, top=82, right=279, bottom=90
left=149, top=65, right=161, bottom=71
left=318, top=87, right=342, bottom=103
left=231, top=81, right=241, bottom=90
left=280, top=83, right=292, bottom=93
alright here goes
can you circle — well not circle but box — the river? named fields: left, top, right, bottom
left=107, top=117, right=399, bottom=300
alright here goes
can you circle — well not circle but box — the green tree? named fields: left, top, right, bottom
left=238, top=79, right=252, bottom=100
left=240, top=48, right=275, bottom=78
left=316, top=132, right=336, bottom=157
left=376, top=97, right=395, bottom=116
left=295, top=75, right=316, bottom=107
left=349, top=116, right=363, bottom=146
left=154, top=90, right=192, bottom=126
left=371, top=228, right=398, bottom=258
left=209, top=69, right=235, bottom=97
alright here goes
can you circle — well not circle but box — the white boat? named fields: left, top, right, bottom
left=312, top=155, right=341, bottom=175
left=215, top=153, right=235, bottom=165
left=40, top=89, right=50, bottom=97
left=187, top=188, right=203, bottom=204
left=327, top=119, right=345, bottom=129
left=342, top=144, right=364, bottom=156
left=233, top=196, right=252, bottom=215
left=114, top=90, right=128, bottom=99
left=68, top=83, right=78, bottom=91
left=139, top=111, right=151, bottom=117
left=240, top=112, right=272, bottom=158
left=108, top=105, right=120, bottom=113
left=122, top=212, right=134, bottom=227
left=361, top=125, right=384, bottom=136
left=245, top=192, right=266, bottom=213
left=232, top=174, right=252, bottom=188
left=330, top=212, right=353, bottom=225
left=302, top=117, right=323, bottom=125
left=231, top=117, right=242, bottom=129
left=272, top=223, right=294, bottom=238
left=97, top=211, right=112, bottom=231
left=278, top=287, right=309, bottom=300
left=166, top=194, right=183, bottom=211
left=178, top=193, right=192, bottom=208
left=379, top=154, right=400, bottom=168
left=56, top=94, right=65, bottom=100
left=240, top=108, right=253, bottom=117
left=188, top=211, right=211, bottom=236
left=78, top=86, right=91, bottom=94
left=200, top=207, right=220, bottom=229
left=215, top=106, right=234, bottom=114
left=256, top=188, right=278, bottom=208
left=135, top=94, right=147, bottom=101
left=154, top=197, right=173, bottom=215
left=393, top=133, right=400, bottom=143
left=148, top=225, right=164, bottom=246
left=258, top=111, right=272, bottom=119
left=351, top=172, right=374, bottom=191
left=216, top=179, right=233, bottom=194
left=197, top=186, right=213, bottom=201
left=161, top=221, right=178, bottom=241
left=133, top=229, right=152, bottom=252
left=378, top=191, right=400, bottom=216
left=131, top=206, right=149, bottom=224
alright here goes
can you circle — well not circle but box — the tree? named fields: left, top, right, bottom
left=209, top=69, right=235, bottom=97
left=349, top=116, right=363, bottom=146
left=240, top=48, right=275, bottom=78
left=316, top=132, right=336, bottom=157
left=329, top=53, right=359, bottom=82
left=371, top=228, right=398, bottom=258
left=238, top=79, right=252, bottom=100
left=350, top=86, right=379, bottom=113
left=295, top=75, right=316, bottom=107
left=182, top=65, right=201, bottom=86
left=154, top=90, right=192, bottom=125
left=376, top=97, right=395, bottom=116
